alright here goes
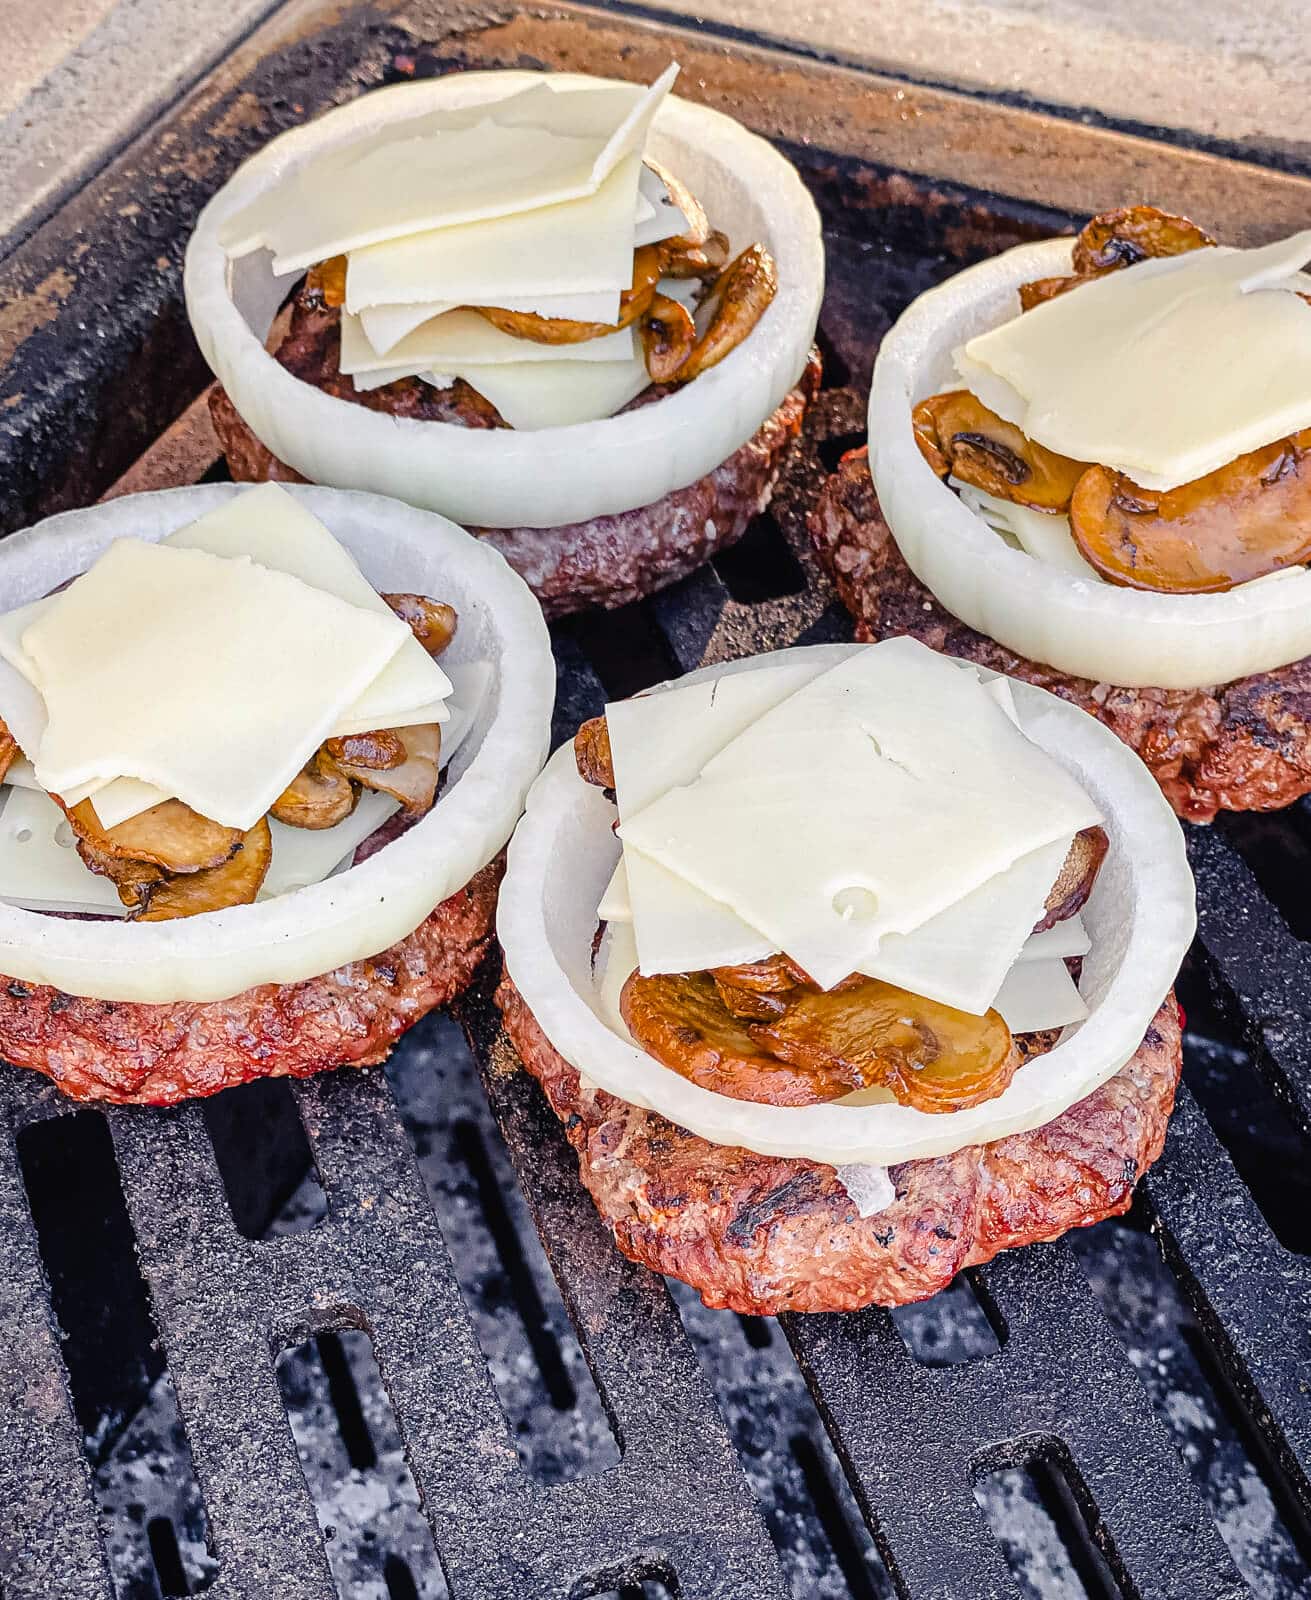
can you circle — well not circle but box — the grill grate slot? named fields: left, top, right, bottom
left=673, top=1283, right=893, bottom=1600
left=712, top=512, right=807, bottom=604
left=201, top=1077, right=329, bottom=1240
left=973, top=1448, right=1125, bottom=1600
left=16, top=1112, right=216, bottom=1599
left=385, top=1014, right=619, bottom=1483
left=277, top=1329, right=450, bottom=1600
left=890, top=1273, right=1004, bottom=1366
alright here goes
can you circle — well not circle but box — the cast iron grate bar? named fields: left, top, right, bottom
left=1, top=6, right=1311, bottom=1599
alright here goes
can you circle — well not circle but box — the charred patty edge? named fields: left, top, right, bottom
left=494, top=969, right=1180, bottom=1314
left=0, top=857, right=503, bottom=1106
left=808, top=448, right=1311, bottom=821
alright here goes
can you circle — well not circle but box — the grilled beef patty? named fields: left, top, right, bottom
left=209, top=293, right=820, bottom=618
left=0, top=858, right=502, bottom=1106
left=496, top=971, right=1180, bottom=1314
left=810, top=448, right=1311, bottom=822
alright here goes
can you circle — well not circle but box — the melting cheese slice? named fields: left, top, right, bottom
left=229, top=68, right=677, bottom=274
left=437, top=353, right=651, bottom=430
left=605, top=658, right=837, bottom=976
left=1018, top=914, right=1090, bottom=962
left=24, top=540, right=410, bottom=831
left=955, top=230, right=1311, bottom=491
left=634, top=163, right=688, bottom=248
left=343, top=152, right=646, bottom=312
left=341, top=307, right=635, bottom=374
left=166, top=485, right=452, bottom=735
left=359, top=289, right=623, bottom=358
left=619, top=639, right=1101, bottom=990
left=992, top=956, right=1088, bottom=1033
left=0, top=785, right=398, bottom=917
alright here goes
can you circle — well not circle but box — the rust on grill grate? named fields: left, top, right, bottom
left=1, top=4, right=1310, bottom=1599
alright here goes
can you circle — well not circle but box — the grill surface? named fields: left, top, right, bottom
left=1, top=5, right=1311, bottom=1598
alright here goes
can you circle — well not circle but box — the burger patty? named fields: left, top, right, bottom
left=0, top=857, right=502, bottom=1106
left=810, top=448, right=1311, bottom=822
left=496, top=971, right=1181, bottom=1314
left=209, top=295, right=820, bottom=618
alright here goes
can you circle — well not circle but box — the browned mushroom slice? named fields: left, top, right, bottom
left=1069, top=429, right=1311, bottom=593
left=657, top=230, right=731, bottom=280
left=271, top=752, right=359, bottom=830
left=621, top=967, right=1019, bottom=1111
left=0, top=718, right=17, bottom=785
left=66, top=797, right=242, bottom=873
left=1017, top=275, right=1085, bottom=312
left=710, top=953, right=816, bottom=1021
left=644, top=158, right=711, bottom=249
left=137, top=817, right=273, bottom=921
left=1035, top=826, right=1109, bottom=933
left=911, top=390, right=1090, bottom=511
left=475, top=248, right=662, bottom=345
left=382, top=594, right=458, bottom=655
left=574, top=716, right=614, bottom=790
left=306, top=255, right=347, bottom=308
left=323, top=730, right=405, bottom=770
left=640, top=293, right=697, bottom=383
left=1019, top=206, right=1215, bottom=311
left=329, top=723, right=441, bottom=816
left=677, top=244, right=778, bottom=382
left=75, top=836, right=164, bottom=913
left=1071, top=205, right=1216, bottom=275
left=746, top=978, right=1020, bottom=1114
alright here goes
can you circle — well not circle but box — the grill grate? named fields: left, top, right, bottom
left=2, top=5, right=1311, bottom=1597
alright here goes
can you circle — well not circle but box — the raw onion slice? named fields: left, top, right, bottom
left=185, top=72, right=824, bottom=530
left=870, top=237, right=1311, bottom=689
left=0, top=484, right=552, bottom=1004
left=497, top=645, right=1195, bottom=1166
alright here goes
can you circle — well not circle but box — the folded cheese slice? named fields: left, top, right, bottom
left=340, top=307, right=636, bottom=375
left=618, top=639, right=1101, bottom=990
left=359, top=289, right=622, bottom=357
left=344, top=152, right=645, bottom=313
left=231, top=67, right=677, bottom=275
left=955, top=230, right=1311, bottom=491
left=25, top=540, right=410, bottom=831
left=437, top=353, right=651, bottom=431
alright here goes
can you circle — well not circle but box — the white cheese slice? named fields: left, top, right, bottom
left=955, top=231, right=1311, bottom=491
left=604, top=657, right=839, bottom=976
left=344, top=151, right=645, bottom=312
left=0, top=784, right=404, bottom=917
left=164, top=484, right=452, bottom=733
left=0, top=786, right=126, bottom=916
left=857, top=836, right=1073, bottom=1015
left=24, top=540, right=410, bottom=831
left=1017, top=914, right=1090, bottom=963
left=634, top=164, right=688, bottom=248
left=262, top=790, right=399, bottom=898
left=619, top=639, right=1101, bottom=990
left=340, top=307, right=636, bottom=375
left=992, top=956, right=1088, bottom=1033
left=598, top=855, right=631, bottom=921
left=86, top=779, right=174, bottom=830
left=227, top=68, right=677, bottom=273
left=359, top=289, right=623, bottom=357
left=442, top=352, right=650, bottom=431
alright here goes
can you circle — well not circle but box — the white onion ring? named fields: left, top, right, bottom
left=185, top=72, right=824, bottom=530
left=497, top=645, right=1195, bottom=1166
left=0, top=485, right=552, bottom=1004
left=869, top=238, right=1311, bottom=689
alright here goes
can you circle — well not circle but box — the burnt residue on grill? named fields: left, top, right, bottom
left=3, top=3, right=1311, bottom=1599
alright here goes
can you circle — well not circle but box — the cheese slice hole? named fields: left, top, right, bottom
left=832, top=886, right=879, bottom=923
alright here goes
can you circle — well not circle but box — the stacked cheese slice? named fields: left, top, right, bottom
left=955, top=229, right=1311, bottom=493
left=0, top=484, right=484, bottom=916
left=597, top=637, right=1103, bottom=1037
left=222, top=67, right=695, bottom=430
